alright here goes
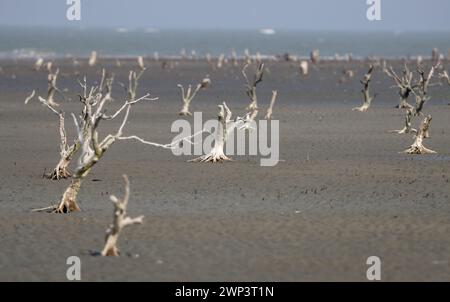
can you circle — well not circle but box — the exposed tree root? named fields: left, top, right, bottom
left=402, top=115, right=436, bottom=154
left=189, top=150, right=232, bottom=163
left=388, top=108, right=417, bottom=135
left=44, top=158, right=72, bottom=180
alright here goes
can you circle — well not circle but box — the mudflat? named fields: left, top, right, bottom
left=0, top=59, right=449, bottom=281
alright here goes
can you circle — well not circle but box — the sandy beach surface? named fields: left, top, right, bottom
left=0, top=58, right=449, bottom=281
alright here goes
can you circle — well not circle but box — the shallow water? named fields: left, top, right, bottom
left=1, top=27, right=450, bottom=59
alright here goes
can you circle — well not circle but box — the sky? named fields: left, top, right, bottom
left=0, top=0, right=449, bottom=31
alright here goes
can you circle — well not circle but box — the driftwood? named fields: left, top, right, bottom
left=353, top=65, right=375, bottom=112
left=402, top=115, right=435, bottom=154
left=101, top=175, right=143, bottom=256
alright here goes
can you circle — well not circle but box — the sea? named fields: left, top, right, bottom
left=1, top=26, right=450, bottom=60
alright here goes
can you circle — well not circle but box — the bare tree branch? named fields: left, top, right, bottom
left=242, top=63, right=264, bottom=111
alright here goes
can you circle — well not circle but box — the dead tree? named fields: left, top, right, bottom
left=33, top=74, right=201, bottom=213
left=299, top=61, right=309, bottom=76
left=39, top=98, right=79, bottom=180
left=124, top=68, right=145, bottom=101
left=177, top=77, right=209, bottom=116
left=25, top=89, right=81, bottom=180
left=189, top=102, right=252, bottom=163
left=244, top=49, right=252, bottom=65
left=388, top=108, right=416, bottom=135
left=34, top=58, right=44, bottom=71
left=217, top=54, right=225, bottom=69
left=242, top=63, right=264, bottom=111
left=439, top=70, right=450, bottom=104
left=402, top=115, right=436, bottom=154
left=413, top=63, right=439, bottom=116
left=26, top=69, right=114, bottom=180
left=386, top=62, right=439, bottom=136
left=89, top=51, right=98, bottom=66
left=231, top=49, right=238, bottom=66
left=101, top=175, right=143, bottom=256
left=385, top=65, right=415, bottom=109
left=264, top=90, right=278, bottom=119
left=432, top=48, right=440, bottom=65
left=46, top=62, right=53, bottom=73
left=353, top=65, right=375, bottom=112
left=137, top=56, right=145, bottom=70
left=31, top=74, right=155, bottom=213
left=310, top=49, right=320, bottom=64
left=99, top=68, right=114, bottom=103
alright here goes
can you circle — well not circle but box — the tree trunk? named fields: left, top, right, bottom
left=179, top=102, right=191, bottom=116
left=189, top=105, right=231, bottom=163
left=389, top=108, right=416, bottom=135
left=402, top=115, right=436, bottom=154
left=102, top=233, right=120, bottom=256
left=53, top=176, right=83, bottom=213
left=46, top=157, right=71, bottom=180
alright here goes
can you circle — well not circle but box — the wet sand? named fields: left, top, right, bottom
left=0, top=58, right=449, bottom=281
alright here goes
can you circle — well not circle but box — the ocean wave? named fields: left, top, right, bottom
left=0, top=48, right=58, bottom=59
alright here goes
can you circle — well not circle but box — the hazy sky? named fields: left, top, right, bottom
left=0, top=0, right=449, bottom=31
